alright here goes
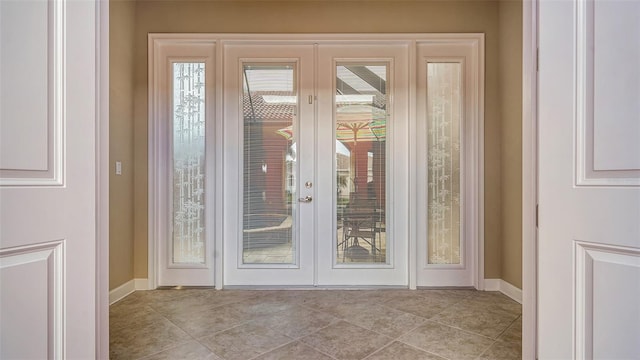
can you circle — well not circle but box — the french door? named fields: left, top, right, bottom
left=223, top=43, right=409, bottom=286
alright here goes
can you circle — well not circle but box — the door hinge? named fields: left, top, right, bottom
left=536, top=48, right=539, bottom=72
left=308, top=95, right=313, bottom=104
left=536, top=204, right=539, bottom=228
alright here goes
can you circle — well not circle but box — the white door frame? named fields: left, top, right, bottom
left=522, top=0, right=538, bottom=359
left=147, top=33, right=485, bottom=290
left=97, top=0, right=110, bottom=358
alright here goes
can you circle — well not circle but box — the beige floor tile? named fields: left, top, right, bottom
left=498, top=316, right=522, bottom=343
left=109, top=310, right=193, bottom=360
left=477, top=340, right=522, bottom=360
left=167, top=303, right=250, bottom=339
left=199, top=322, right=293, bottom=360
left=300, top=320, right=392, bottom=360
left=383, top=292, right=462, bottom=319
left=364, top=341, right=445, bottom=360
left=229, top=297, right=299, bottom=317
left=151, top=290, right=259, bottom=318
left=110, top=305, right=158, bottom=332
left=399, top=321, right=494, bottom=360
left=466, top=291, right=522, bottom=315
left=139, top=340, right=221, bottom=360
left=253, top=305, right=340, bottom=339
left=431, top=298, right=520, bottom=339
left=254, top=341, right=334, bottom=360
left=333, top=302, right=426, bottom=338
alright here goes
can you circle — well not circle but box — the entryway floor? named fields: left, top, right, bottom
left=110, top=289, right=521, bottom=359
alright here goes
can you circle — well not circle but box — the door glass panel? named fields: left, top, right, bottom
left=242, top=64, right=296, bottom=264
left=335, top=64, right=387, bottom=264
left=172, top=62, right=206, bottom=264
left=426, top=62, right=462, bottom=265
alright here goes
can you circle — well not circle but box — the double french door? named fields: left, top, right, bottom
left=223, top=44, right=409, bottom=286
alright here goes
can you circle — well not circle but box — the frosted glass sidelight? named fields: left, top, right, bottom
left=427, top=63, right=462, bottom=265
left=242, top=64, right=296, bottom=264
left=172, top=63, right=206, bottom=264
left=335, top=64, right=388, bottom=264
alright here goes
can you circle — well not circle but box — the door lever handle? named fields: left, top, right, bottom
left=298, top=196, right=313, bottom=203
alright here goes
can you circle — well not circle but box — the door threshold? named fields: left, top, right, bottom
left=223, top=285, right=409, bottom=290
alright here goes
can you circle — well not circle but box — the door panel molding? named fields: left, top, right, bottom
left=574, top=241, right=640, bottom=359
left=575, top=0, right=640, bottom=186
left=0, top=0, right=64, bottom=186
left=0, top=240, right=64, bottom=359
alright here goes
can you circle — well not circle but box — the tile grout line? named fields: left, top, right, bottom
left=130, top=303, right=199, bottom=360
left=427, top=317, right=505, bottom=342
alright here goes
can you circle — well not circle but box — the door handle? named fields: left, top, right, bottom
left=298, top=196, right=313, bottom=203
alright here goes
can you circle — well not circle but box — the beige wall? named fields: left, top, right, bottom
left=108, top=0, right=523, bottom=288
left=109, top=0, right=136, bottom=290
left=498, top=0, right=523, bottom=288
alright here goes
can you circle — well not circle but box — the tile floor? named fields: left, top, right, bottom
left=110, top=289, right=521, bottom=360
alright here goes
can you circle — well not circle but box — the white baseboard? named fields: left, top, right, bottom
left=109, top=278, right=149, bottom=305
left=484, top=278, right=522, bottom=304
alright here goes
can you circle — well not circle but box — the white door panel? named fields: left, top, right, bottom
left=0, top=0, right=98, bottom=358
left=538, top=0, right=640, bottom=358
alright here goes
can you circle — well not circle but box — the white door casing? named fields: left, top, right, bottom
left=538, top=0, right=640, bottom=358
left=148, top=34, right=484, bottom=289
left=0, top=0, right=99, bottom=358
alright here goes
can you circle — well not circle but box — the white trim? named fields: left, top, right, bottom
left=109, top=279, right=135, bottom=305
left=96, top=0, right=109, bottom=358
left=484, top=279, right=523, bottom=304
left=109, top=278, right=150, bottom=305
left=483, top=278, right=501, bottom=291
left=523, top=0, right=538, bottom=359
left=499, top=279, right=523, bottom=304
left=147, top=35, right=157, bottom=290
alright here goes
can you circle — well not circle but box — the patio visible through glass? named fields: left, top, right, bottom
left=335, top=64, right=388, bottom=264
left=242, top=64, right=296, bottom=264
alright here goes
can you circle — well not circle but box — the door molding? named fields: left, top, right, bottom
left=522, top=1, right=538, bottom=359
left=147, top=33, right=485, bottom=290
left=97, top=0, right=110, bottom=357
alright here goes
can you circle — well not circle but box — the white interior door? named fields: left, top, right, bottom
left=223, top=44, right=316, bottom=286
left=0, top=0, right=98, bottom=358
left=538, top=0, right=640, bottom=358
